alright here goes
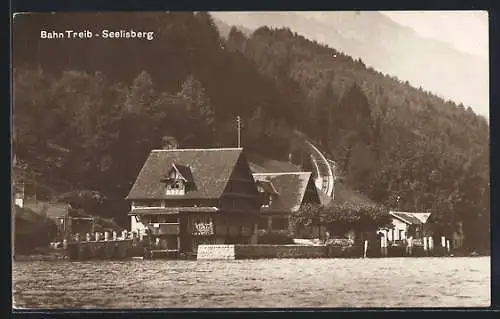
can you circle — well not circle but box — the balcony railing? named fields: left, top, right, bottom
left=147, top=223, right=180, bottom=236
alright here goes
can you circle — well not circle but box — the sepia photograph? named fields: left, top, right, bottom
left=11, top=10, right=490, bottom=309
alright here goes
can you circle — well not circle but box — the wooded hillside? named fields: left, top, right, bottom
left=12, top=12, right=489, bottom=251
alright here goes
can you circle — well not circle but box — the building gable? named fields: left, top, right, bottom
left=301, top=175, right=322, bottom=207
left=220, top=153, right=261, bottom=211
left=126, top=148, right=243, bottom=200
left=252, top=172, right=315, bottom=213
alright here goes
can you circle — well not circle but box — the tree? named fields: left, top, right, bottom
left=320, top=201, right=391, bottom=235
left=290, top=203, right=322, bottom=238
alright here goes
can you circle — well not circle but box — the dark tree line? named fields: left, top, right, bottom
left=12, top=12, right=489, bottom=251
left=227, top=26, right=489, bottom=252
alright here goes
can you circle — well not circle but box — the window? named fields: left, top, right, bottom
left=259, top=192, right=273, bottom=207
left=272, top=217, right=288, bottom=230
left=165, top=180, right=185, bottom=195
left=171, top=181, right=182, bottom=189
left=415, top=226, right=422, bottom=239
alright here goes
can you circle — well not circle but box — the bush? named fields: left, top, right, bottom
left=14, top=205, right=58, bottom=254
left=257, top=230, right=294, bottom=244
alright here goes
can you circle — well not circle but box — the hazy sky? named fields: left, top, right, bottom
left=381, top=11, right=489, bottom=61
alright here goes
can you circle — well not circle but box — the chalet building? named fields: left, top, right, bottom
left=378, top=211, right=432, bottom=243
left=251, top=172, right=322, bottom=235
left=127, top=148, right=261, bottom=255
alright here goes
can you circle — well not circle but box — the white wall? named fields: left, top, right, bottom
left=379, top=217, right=408, bottom=241
left=130, top=215, right=147, bottom=233
left=15, top=198, right=23, bottom=208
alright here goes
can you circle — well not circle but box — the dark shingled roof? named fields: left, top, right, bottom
left=126, top=148, right=244, bottom=200
left=246, top=152, right=301, bottom=173
left=252, top=172, right=314, bottom=213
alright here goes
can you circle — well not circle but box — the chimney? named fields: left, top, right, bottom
left=162, top=136, right=178, bottom=150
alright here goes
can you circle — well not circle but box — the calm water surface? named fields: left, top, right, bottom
left=13, top=257, right=490, bottom=308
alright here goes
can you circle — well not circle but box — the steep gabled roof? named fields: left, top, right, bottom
left=126, top=148, right=244, bottom=200
left=390, top=211, right=431, bottom=225
left=252, top=172, right=315, bottom=212
left=408, top=212, right=431, bottom=224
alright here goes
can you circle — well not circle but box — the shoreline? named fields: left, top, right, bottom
left=13, top=253, right=490, bottom=262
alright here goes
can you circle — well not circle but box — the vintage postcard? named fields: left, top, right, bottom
left=11, top=11, right=490, bottom=309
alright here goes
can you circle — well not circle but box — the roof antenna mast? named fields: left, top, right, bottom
left=236, top=115, right=241, bottom=148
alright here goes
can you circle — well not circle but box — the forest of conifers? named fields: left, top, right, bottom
left=12, top=12, right=489, bottom=251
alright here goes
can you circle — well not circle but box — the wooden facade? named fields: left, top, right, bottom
left=252, top=172, right=322, bottom=235
left=126, top=148, right=261, bottom=255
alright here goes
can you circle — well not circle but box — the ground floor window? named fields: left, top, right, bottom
left=272, top=216, right=289, bottom=230
left=258, top=217, right=268, bottom=230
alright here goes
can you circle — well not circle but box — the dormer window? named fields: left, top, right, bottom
left=256, top=180, right=279, bottom=207
left=171, top=181, right=182, bottom=189
left=268, top=194, right=273, bottom=206
left=165, top=180, right=185, bottom=195
left=161, top=163, right=194, bottom=196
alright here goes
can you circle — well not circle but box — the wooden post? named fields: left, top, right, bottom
left=446, top=239, right=450, bottom=254
left=423, top=236, right=428, bottom=253
left=363, top=240, right=368, bottom=258
left=63, top=214, right=68, bottom=240
left=380, top=235, right=385, bottom=257
left=177, top=217, right=181, bottom=253
left=379, top=235, right=383, bottom=257
left=429, top=237, right=434, bottom=251
left=251, top=223, right=258, bottom=244
left=441, top=236, right=446, bottom=248
left=382, top=236, right=388, bottom=257
left=236, top=115, right=241, bottom=148
left=407, top=236, right=413, bottom=256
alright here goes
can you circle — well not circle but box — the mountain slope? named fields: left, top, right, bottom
left=12, top=12, right=489, bottom=251
left=224, top=25, right=489, bottom=250
left=212, top=11, right=489, bottom=119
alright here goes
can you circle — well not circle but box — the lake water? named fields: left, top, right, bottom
left=12, top=257, right=490, bottom=309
